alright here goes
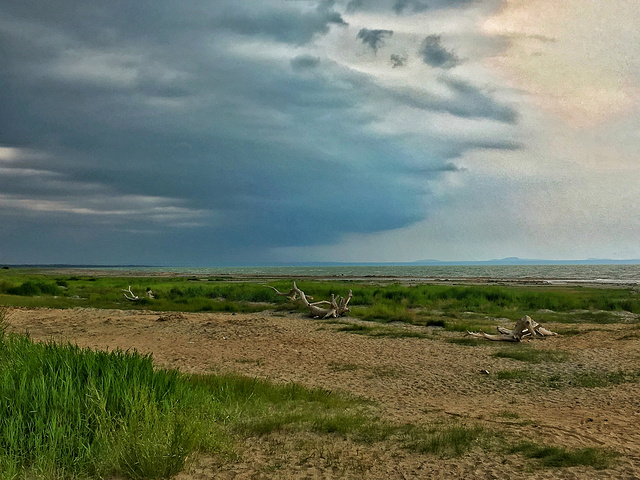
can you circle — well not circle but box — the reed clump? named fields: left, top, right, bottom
left=0, top=328, right=373, bottom=479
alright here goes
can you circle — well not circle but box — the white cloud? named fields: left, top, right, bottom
left=482, top=0, right=640, bottom=127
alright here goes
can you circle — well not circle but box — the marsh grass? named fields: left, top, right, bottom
left=0, top=333, right=220, bottom=479
left=400, top=422, right=497, bottom=457
left=567, top=370, right=640, bottom=388
left=3, top=271, right=640, bottom=327
left=0, top=306, right=7, bottom=337
left=493, top=368, right=640, bottom=389
left=350, top=304, right=414, bottom=323
left=494, top=410, right=520, bottom=420
left=562, top=311, right=623, bottom=324
left=495, top=369, right=533, bottom=381
left=493, top=348, right=570, bottom=363
left=509, top=442, right=616, bottom=469
left=328, top=362, right=360, bottom=372
left=446, top=337, right=486, bottom=346
left=440, top=319, right=507, bottom=333
left=0, top=333, right=374, bottom=480
left=333, top=322, right=429, bottom=339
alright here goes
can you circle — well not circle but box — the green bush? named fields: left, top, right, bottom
left=4, top=281, right=60, bottom=296
left=0, top=335, right=219, bottom=479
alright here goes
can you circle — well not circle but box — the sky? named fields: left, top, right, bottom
left=1, top=0, right=639, bottom=266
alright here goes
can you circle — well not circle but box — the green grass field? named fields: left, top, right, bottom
left=2, top=269, right=639, bottom=324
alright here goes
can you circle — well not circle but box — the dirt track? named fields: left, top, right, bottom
left=6, top=307, right=640, bottom=479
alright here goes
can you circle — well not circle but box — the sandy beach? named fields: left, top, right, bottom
left=5, top=305, right=640, bottom=479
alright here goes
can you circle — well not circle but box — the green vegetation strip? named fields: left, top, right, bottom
left=2, top=270, right=640, bottom=326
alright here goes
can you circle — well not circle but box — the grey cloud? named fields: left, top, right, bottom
left=428, top=0, right=477, bottom=6
left=440, top=77, right=518, bottom=123
left=344, top=0, right=477, bottom=13
left=419, top=35, right=461, bottom=69
left=368, top=73, right=518, bottom=124
left=346, top=0, right=365, bottom=12
left=408, top=162, right=467, bottom=175
left=291, top=55, right=321, bottom=70
left=393, top=0, right=429, bottom=14
left=390, top=53, right=408, bottom=67
left=215, top=3, right=347, bottom=45
left=357, top=28, right=393, bottom=52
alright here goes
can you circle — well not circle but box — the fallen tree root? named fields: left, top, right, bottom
left=467, top=315, right=558, bottom=342
left=290, top=281, right=352, bottom=318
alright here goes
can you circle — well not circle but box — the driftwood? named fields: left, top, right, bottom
left=122, top=286, right=154, bottom=301
left=264, top=285, right=312, bottom=301
left=467, top=315, right=557, bottom=342
left=287, top=282, right=352, bottom=318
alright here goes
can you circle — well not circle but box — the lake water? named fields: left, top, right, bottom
left=119, top=264, right=640, bottom=285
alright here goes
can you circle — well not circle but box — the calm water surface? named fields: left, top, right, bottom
left=119, top=265, right=640, bottom=284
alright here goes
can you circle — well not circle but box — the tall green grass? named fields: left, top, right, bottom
left=0, top=334, right=221, bottom=479
left=0, top=328, right=376, bottom=479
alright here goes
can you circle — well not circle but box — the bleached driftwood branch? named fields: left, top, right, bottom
left=122, top=286, right=154, bottom=301
left=467, top=315, right=558, bottom=342
left=264, top=285, right=312, bottom=301
left=122, top=286, right=139, bottom=301
left=289, top=281, right=352, bottom=319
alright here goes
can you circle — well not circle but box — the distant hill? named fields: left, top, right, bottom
left=410, top=258, right=640, bottom=266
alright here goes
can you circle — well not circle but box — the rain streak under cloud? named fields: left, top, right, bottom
left=1, top=0, right=639, bottom=265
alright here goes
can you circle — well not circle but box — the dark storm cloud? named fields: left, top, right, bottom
left=357, top=28, right=394, bottom=52
left=419, top=34, right=461, bottom=69
left=0, top=0, right=519, bottom=265
left=393, top=0, right=429, bottom=14
left=291, top=55, right=321, bottom=70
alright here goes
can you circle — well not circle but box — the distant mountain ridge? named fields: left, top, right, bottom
left=409, top=257, right=640, bottom=266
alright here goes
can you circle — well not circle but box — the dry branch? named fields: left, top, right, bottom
left=288, top=282, right=352, bottom=318
left=264, top=285, right=312, bottom=301
left=122, top=286, right=139, bottom=301
left=467, top=315, right=558, bottom=342
left=122, top=286, right=154, bottom=301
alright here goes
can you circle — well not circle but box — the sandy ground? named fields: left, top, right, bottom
left=5, top=306, right=640, bottom=479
